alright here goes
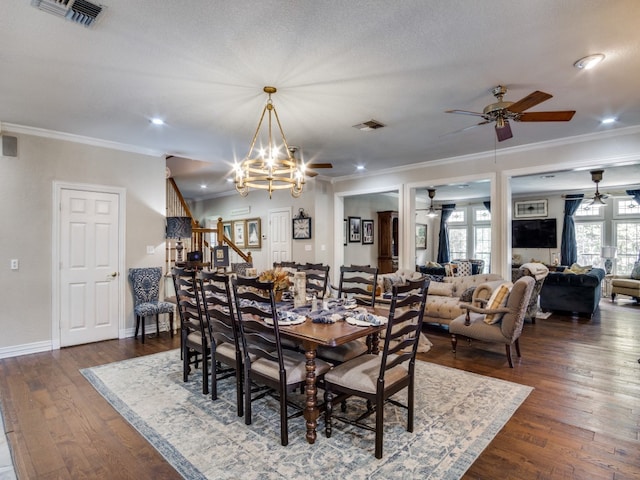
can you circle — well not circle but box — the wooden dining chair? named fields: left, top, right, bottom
left=231, top=276, right=332, bottom=446
left=338, top=265, right=379, bottom=307
left=298, top=263, right=330, bottom=299
left=197, top=271, right=243, bottom=415
left=323, top=277, right=430, bottom=458
left=172, top=266, right=210, bottom=394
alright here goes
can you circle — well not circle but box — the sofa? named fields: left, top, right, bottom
left=379, top=269, right=504, bottom=326
left=610, top=275, right=640, bottom=303
left=539, top=267, right=605, bottom=317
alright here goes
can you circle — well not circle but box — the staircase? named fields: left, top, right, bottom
left=166, top=178, right=252, bottom=271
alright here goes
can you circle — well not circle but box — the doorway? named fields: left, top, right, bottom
left=52, top=182, right=125, bottom=348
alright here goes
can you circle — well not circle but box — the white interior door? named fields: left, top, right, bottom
left=269, top=208, right=292, bottom=265
left=59, top=188, right=120, bottom=347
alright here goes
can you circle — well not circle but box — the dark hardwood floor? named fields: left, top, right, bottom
left=1, top=298, right=639, bottom=479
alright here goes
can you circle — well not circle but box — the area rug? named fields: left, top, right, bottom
left=81, top=350, right=532, bottom=480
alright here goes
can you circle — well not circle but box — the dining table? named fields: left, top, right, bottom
left=274, top=300, right=387, bottom=445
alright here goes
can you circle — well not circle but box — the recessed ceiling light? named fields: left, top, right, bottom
left=150, top=118, right=165, bottom=125
left=356, top=165, right=365, bottom=171
left=573, top=53, right=605, bottom=70
left=601, top=117, right=616, bottom=124
left=540, top=174, right=555, bottom=179
left=200, top=184, right=207, bottom=189
left=226, top=178, right=234, bottom=183
left=457, top=184, right=469, bottom=189
left=352, top=119, right=385, bottom=131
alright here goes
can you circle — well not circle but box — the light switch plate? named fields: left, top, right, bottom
left=10, top=259, right=19, bottom=270
left=146, top=245, right=155, bottom=254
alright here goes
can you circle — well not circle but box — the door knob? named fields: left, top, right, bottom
left=109, top=272, right=118, bottom=278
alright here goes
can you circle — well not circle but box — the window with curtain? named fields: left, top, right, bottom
left=615, top=221, right=640, bottom=274
left=448, top=227, right=468, bottom=260
left=575, top=221, right=603, bottom=267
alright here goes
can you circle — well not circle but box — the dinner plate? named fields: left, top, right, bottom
left=264, top=313, right=307, bottom=326
left=345, top=314, right=388, bottom=327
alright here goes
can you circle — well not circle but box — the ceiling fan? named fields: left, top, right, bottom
left=445, top=85, right=576, bottom=142
left=416, top=188, right=440, bottom=217
left=288, top=147, right=333, bottom=178
left=587, top=169, right=609, bottom=207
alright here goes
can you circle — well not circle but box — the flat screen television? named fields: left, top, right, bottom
left=512, top=219, right=557, bottom=248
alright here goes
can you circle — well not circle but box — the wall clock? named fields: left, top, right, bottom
left=292, top=217, right=312, bottom=239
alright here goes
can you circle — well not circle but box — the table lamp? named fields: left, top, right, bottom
left=166, top=216, right=192, bottom=263
left=600, top=246, right=617, bottom=274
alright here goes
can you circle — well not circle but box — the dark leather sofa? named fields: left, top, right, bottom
left=539, top=267, right=605, bottom=317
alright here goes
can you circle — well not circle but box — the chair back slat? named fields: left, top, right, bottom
left=379, top=278, right=429, bottom=377
left=338, top=265, right=379, bottom=307
left=298, top=263, right=330, bottom=298
left=232, top=276, right=283, bottom=367
left=197, top=271, right=238, bottom=349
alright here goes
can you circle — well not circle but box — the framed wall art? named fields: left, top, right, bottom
left=348, top=216, right=361, bottom=243
left=343, top=219, right=347, bottom=246
left=246, top=218, right=262, bottom=248
left=362, top=219, right=374, bottom=245
left=416, top=223, right=427, bottom=249
left=232, top=220, right=246, bottom=248
left=514, top=199, right=548, bottom=218
left=222, top=221, right=232, bottom=240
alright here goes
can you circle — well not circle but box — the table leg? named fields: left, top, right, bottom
left=370, top=332, right=380, bottom=355
left=303, top=341, right=319, bottom=444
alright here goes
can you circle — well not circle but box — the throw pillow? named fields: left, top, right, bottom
left=483, top=283, right=511, bottom=324
left=565, top=263, right=592, bottom=275
left=631, top=262, right=640, bottom=280
left=456, top=261, right=473, bottom=276
left=459, top=286, right=476, bottom=303
left=444, top=263, right=458, bottom=277
left=427, top=282, right=455, bottom=297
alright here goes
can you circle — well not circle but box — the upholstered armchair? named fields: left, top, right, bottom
left=449, top=276, right=535, bottom=368
left=511, top=262, right=549, bottom=323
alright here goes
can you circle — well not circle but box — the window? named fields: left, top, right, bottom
left=447, top=210, right=465, bottom=223
left=474, top=206, right=491, bottom=223
left=575, top=222, right=603, bottom=267
left=575, top=201, right=604, bottom=218
left=615, top=197, right=640, bottom=217
left=448, top=227, right=467, bottom=260
left=473, top=226, right=491, bottom=273
left=615, top=221, right=640, bottom=274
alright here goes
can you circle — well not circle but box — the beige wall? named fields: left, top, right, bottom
left=0, top=131, right=166, bottom=356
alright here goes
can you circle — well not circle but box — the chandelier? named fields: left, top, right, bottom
left=234, top=86, right=305, bottom=198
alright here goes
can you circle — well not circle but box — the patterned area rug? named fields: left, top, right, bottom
left=81, top=350, right=532, bottom=480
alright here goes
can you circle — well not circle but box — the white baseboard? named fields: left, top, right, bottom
left=0, top=341, right=52, bottom=359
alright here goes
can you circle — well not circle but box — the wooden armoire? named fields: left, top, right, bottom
left=377, top=211, right=398, bottom=273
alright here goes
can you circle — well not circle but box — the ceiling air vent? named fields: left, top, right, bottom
left=352, top=119, right=386, bottom=131
left=31, top=0, right=103, bottom=27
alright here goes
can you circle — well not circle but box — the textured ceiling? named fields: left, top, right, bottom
left=2, top=0, right=639, bottom=200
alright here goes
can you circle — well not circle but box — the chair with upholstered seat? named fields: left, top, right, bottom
left=449, top=276, right=535, bottom=368
left=323, top=278, right=430, bottom=458
left=232, top=275, right=332, bottom=446
left=173, top=267, right=210, bottom=394
left=197, top=271, right=243, bottom=414
left=128, top=267, right=174, bottom=343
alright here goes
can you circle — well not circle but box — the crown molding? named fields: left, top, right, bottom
left=1, top=123, right=164, bottom=157
left=331, top=124, right=640, bottom=184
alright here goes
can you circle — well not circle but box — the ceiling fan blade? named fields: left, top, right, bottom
left=305, top=163, right=333, bottom=169
left=495, top=120, right=513, bottom=142
left=508, top=91, right=553, bottom=113
left=305, top=171, right=319, bottom=178
left=441, top=120, right=491, bottom=137
left=445, top=109, right=486, bottom=117
left=518, top=111, right=576, bottom=122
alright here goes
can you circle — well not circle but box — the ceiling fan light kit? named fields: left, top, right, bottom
left=445, top=85, right=576, bottom=142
